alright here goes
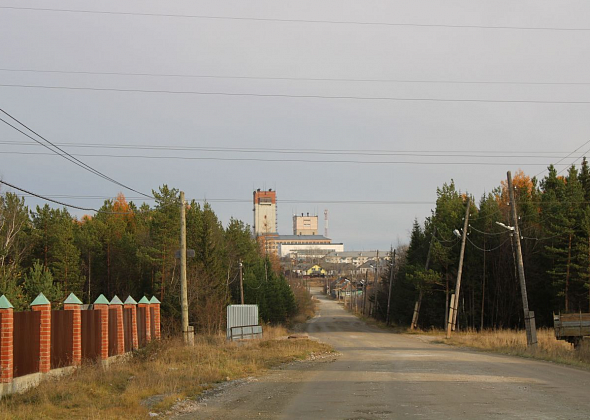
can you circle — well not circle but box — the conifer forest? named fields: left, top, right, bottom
left=0, top=185, right=296, bottom=333
left=378, top=161, right=590, bottom=330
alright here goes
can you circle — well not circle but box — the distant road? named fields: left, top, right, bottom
left=180, top=288, right=590, bottom=419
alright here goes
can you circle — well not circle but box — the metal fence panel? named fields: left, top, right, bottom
left=13, top=311, right=40, bottom=377
left=51, top=310, right=74, bottom=369
left=226, top=305, right=258, bottom=338
left=108, top=308, right=119, bottom=357
left=137, top=307, right=146, bottom=347
left=226, top=305, right=259, bottom=339
left=81, top=310, right=102, bottom=361
left=123, top=308, right=133, bottom=352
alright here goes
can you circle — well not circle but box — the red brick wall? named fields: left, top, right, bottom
left=0, top=309, right=13, bottom=383
left=31, top=304, right=51, bottom=374
left=64, top=304, right=81, bottom=365
left=94, top=304, right=109, bottom=360
left=152, top=304, right=161, bottom=340
left=115, top=305, right=124, bottom=355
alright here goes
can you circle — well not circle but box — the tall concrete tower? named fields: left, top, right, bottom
left=253, top=189, right=277, bottom=236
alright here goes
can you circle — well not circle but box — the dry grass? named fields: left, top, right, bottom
left=0, top=326, right=333, bottom=419
left=419, top=328, right=590, bottom=369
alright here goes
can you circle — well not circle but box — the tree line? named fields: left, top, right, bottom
left=376, top=161, right=590, bottom=330
left=0, top=185, right=296, bottom=332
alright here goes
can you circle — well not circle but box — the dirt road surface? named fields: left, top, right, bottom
left=177, top=289, right=590, bottom=419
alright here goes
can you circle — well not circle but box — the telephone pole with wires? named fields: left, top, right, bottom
left=446, top=197, right=470, bottom=339
left=507, top=171, right=538, bottom=348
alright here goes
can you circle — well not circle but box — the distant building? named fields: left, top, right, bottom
left=325, top=251, right=390, bottom=267
left=293, top=213, right=319, bottom=236
left=253, top=189, right=277, bottom=236
left=266, top=235, right=344, bottom=258
left=252, top=188, right=345, bottom=258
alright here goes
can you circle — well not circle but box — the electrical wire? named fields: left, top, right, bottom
left=0, top=179, right=132, bottom=214
left=557, top=145, right=590, bottom=176
left=2, top=6, right=589, bottom=31
left=466, top=236, right=512, bottom=252
left=535, top=139, right=590, bottom=178
left=468, top=225, right=509, bottom=236
left=4, top=83, right=590, bottom=104
left=0, top=108, right=154, bottom=199
left=3, top=67, right=590, bottom=86
left=0, top=150, right=567, bottom=167
left=0, top=139, right=580, bottom=160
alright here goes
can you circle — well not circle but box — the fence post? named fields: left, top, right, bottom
left=31, top=293, right=51, bottom=374
left=63, top=293, right=82, bottom=366
left=93, top=294, right=110, bottom=363
left=138, top=297, right=151, bottom=344
left=149, top=296, right=161, bottom=340
left=110, top=296, right=124, bottom=356
left=0, top=295, right=14, bottom=385
left=124, top=296, right=138, bottom=350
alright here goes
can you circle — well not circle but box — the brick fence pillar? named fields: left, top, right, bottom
left=109, top=296, right=124, bottom=356
left=93, top=294, right=110, bottom=362
left=0, top=295, right=14, bottom=384
left=138, top=297, right=151, bottom=343
left=149, top=296, right=161, bottom=340
left=63, top=293, right=83, bottom=366
left=31, top=293, right=51, bottom=374
left=124, top=296, right=138, bottom=350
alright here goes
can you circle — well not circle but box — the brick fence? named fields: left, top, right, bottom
left=0, top=292, right=161, bottom=397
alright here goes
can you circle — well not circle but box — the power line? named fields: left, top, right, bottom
left=0, top=139, right=579, bottom=160
left=557, top=145, right=590, bottom=176
left=3, top=67, right=590, bottom=86
left=3, top=83, right=590, bottom=104
left=1, top=6, right=588, bottom=31
left=535, top=139, right=590, bottom=177
left=0, top=150, right=565, bottom=166
left=0, top=179, right=131, bottom=214
left=466, top=236, right=512, bottom=252
left=468, top=225, right=509, bottom=236
left=0, top=108, right=154, bottom=199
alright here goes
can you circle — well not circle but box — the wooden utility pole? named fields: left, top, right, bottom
left=386, top=249, right=396, bottom=325
left=371, top=250, right=380, bottom=317
left=362, top=271, right=368, bottom=315
left=507, top=171, right=538, bottom=348
left=446, top=197, right=470, bottom=339
left=239, top=260, right=244, bottom=304
left=411, top=227, right=436, bottom=330
left=180, top=191, right=190, bottom=345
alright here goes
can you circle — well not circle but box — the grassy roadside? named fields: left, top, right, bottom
left=0, top=326, right=333, bottom=420
left=414, top=327, right=590, bottom=369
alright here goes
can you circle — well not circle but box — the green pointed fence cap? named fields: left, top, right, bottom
left=124, top=296, right=137, bottom=305
left=94, top=294, right=110, bottom=305
left=64, top=293, right=83, bottom=305
left=30, top=292, right=50, bottom=306
left=110, top=295, right=123, bottom=305
left=0, top=295, right=13, bottom=309
left=149, top=296, right=161, bottom=304
left=138, top=296, right=150, bottom=304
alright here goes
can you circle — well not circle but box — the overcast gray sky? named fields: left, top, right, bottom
left=2, top=0, right=590, bottom=250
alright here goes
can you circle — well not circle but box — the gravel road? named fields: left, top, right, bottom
left=177, top=289, right=590, bottom=419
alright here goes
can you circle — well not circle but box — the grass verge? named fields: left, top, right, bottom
left=416, top=327, right=590, bottom=369
left=0, top=326, right=333, bottom=419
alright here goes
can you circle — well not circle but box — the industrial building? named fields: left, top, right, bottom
left=252, top=189, right=277, bottom=236
left=252, top=189, right=344, bottom=259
